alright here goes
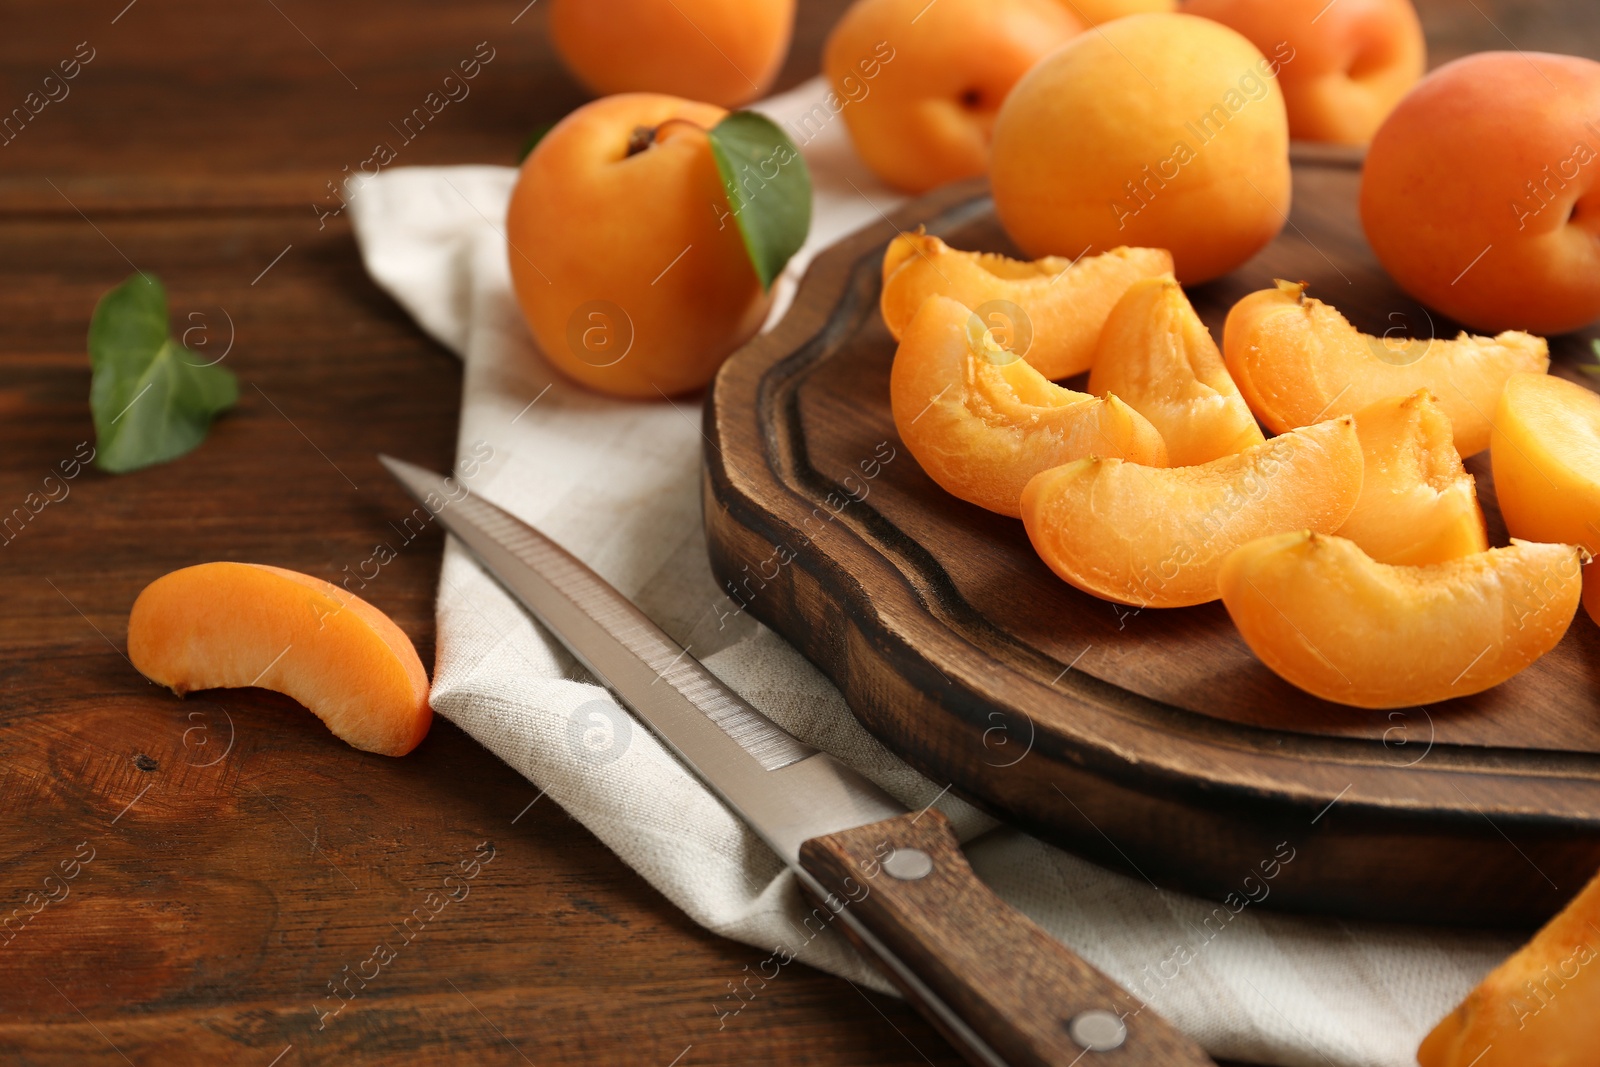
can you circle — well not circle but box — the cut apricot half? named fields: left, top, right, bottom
left=880, top=232, right=1174, bottom=380
left=1492, top=372, right=1600, bottom=626
left=1086, top=274, right=1265, bottom=466
left=128, top=562, right=432, bottom=756
left=891, top=295, right=1168, bottom=517
left=1220, top=532, right=1582, bottom=708
left=1337, top=390, right=1487, bottom=566
left=1020, top=417, right=1362, bottom=608
left=1419, top=866, right=1600, bottom=1067
left=1223, top=280, right=1549, bottom=457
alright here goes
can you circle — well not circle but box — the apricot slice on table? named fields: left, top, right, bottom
left=1220, top=532, right=1582, bottom=708
left=1418, top=865, right=1600, bottom=1067
left=1492, top=371, right=1600, bottom=625
left=890, top=294, right=1168, bottom=518
left=1020, top=417, right=1362, bottom=608
left=880, top=233, right=1174, bottom=380
left=1223, top=279, right=1549, bottom=457
left=1086, top=274, right=1265, bottom=466
left=1336, top=390, right=1487, bottom=566
left=129, top=562, right=432, bottom=756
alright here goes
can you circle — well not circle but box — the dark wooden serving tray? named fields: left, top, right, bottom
left=703, top=169, right=1600, bottom=928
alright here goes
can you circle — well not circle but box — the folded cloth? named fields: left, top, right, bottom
left=348, top=77, right=1515, bottom=1067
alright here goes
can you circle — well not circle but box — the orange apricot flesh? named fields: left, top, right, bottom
left=890, top=294, right=1168, bottom=518
left=1223, top=279, right=1549, bottom=456
left=129, top=563, right=432, bottom=756
left=880, top=233, right=1174, bottom=380
left=1020, top=417, right=1362, bottom=608
left=1086, top=274, right=1265, bottom=465
left=1220, top=532, right=1582, bottom=708
left=1418, top=865, right=1600, bottom=1067
left=1492, top=372, right=1600, bottom=627
left=1337, top=390, right=1487, bottom=566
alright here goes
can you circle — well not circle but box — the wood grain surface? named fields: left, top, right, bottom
left=0, top=0, right=1584, bottom=1064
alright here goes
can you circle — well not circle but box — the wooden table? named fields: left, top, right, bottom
left=0, top=2, right=1587, bottom=1064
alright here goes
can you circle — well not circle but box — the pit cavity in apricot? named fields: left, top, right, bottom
left=880, top=233, right=1173, bottom=381
left=890, top=293, right=1167, bottom=517
left=1222, top=279, right=1549, bottom=456
left=1086, top=274, right=1264, bottom=466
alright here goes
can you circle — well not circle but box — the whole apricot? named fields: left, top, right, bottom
left=1361, top=51, right=1600, bottom=335
left=506, top=94, right=771, bottom=398
left=1183, top=0, right=1424, bottom=144
left=548, top=0, right=795, bottom=109
left=991, top=13, right=1291, bottom=284
left=823, top=0, right=1082, bottom=194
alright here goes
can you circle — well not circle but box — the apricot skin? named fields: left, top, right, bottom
left=1419, top=866, right=1600, bottom=1067
left=1021, top=417, right=1362, bottom=608
left=128, top=563, right=432, bottom=757
left=880, top=234, right=1174, bottom=381
left=1086, top=274, right=1264, bottom=465
left=1492, top=372, right=1600, bottom=627
left=891, top=294, right=1167, bottom=517
left=1059, top=0, right=1175, bottom=25
left=1361, top=51, right=1600, bottom=335
left=506, top=94, right=769, bottom=398
left=990, top=13, right=1291, bottom=284
left=548, top=0, right=795, bottom=109
left=1220, top=533, right=1581, bottom=709
left=1183, top=0, right=1425, bottom=144
left=824, top=0, right=1081, bottom=194
left=1222, top=279, right=1549, bottom=457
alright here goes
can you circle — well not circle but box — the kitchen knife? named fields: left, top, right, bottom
left=381, top=454, right=1214, bottom=1067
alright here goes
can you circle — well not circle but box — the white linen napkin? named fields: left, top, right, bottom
left=348, top=77, right=1518, bottom=1067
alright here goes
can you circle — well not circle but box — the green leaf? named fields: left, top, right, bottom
left=88, top=273, right=238, bottom=474
left=518, top=123, right=554, bottom=163
left=706, top=111, right=812, bottom=291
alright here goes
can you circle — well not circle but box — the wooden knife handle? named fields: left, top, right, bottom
left=798, top=810, right=1215, bottom=1067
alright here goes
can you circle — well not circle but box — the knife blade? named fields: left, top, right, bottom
left=381, top=454, right=1214, bottom=1067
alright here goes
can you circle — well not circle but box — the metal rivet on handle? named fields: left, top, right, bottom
left=881, top=847, right=934, bottom=880
left=1067, top=1010, right=1127, bottom=1052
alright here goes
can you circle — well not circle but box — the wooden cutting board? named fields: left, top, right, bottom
left=703, top=167, right=1600, bottom=929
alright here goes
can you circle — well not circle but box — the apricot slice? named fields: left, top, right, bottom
left=1223, top=279, right=1549, bottom=457
left=1418, top=865, right=1600, bottom=1067
left=880, top=232, right=1173, bottom=380
left=1086, top=274, right=1265, bottom=466
left=890, top=294, right=1167, bottom=518
left=1336, top=390, right=1487, bottom=566
left=1493, top=372, right=1600, bottom=627
left=1220, top=532, right=1582, bottom=708
left=1020, top=417, right=1362, bottom=608
left=128, top=563, right=432, bottom=756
